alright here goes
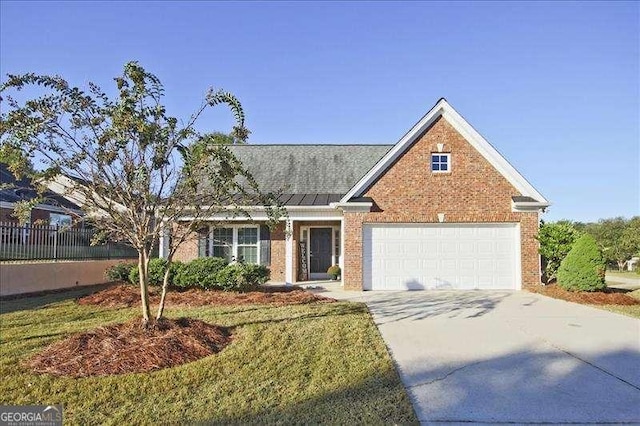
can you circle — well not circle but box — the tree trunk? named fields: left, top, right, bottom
left=156, top=256, right=172, bottom=320
left=617, top=260, right=626, bottom=272
left=138, top=250, right=151, bottom=325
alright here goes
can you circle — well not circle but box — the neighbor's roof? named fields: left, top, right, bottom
left=227, top=144, right=392, bottom=205
left=0, top=163, right=83, bottom=211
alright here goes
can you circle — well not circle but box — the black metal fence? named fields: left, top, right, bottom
left=0, top=222, right=139, bottom=261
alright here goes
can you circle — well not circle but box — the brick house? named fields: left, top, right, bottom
left=0, top=163, right=83, bottom=226
left=173, top=99, right=549, bottom=291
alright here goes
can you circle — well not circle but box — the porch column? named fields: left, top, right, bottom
left=159, top=220, right=169, bottom=259
left=339, top=218, right=345, bottom=287
left=284, top=219, right=294, bottom=285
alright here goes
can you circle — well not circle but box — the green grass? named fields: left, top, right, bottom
left=595, top=304, right=640, bottom=319
left=0, top=288, right=418, bottom=425
left=606, top=270, right=639, bottom=280
left=592, top=289, right=640, bottom=319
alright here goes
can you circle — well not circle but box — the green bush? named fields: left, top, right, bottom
left=128, top=258, right=182, bottom=286
left=215, top=263, right=270, bottom=292
left=536, top=221, right=581, bottom=283
left=173, top=257, right=228, bottom=289
left=105, top=262, right=135, bottom=282
left=557, top=234, right=606, bottom=292
left=327, top=265, right=341, bottom=279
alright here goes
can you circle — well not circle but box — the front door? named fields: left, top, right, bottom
left=310, top=228, right=332, bottom=274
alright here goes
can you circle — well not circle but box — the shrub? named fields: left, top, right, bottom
left=105, top=262, right=135, bottom=282
left=215, top=263, right=270, bottom=292
left=536, top=221, right=581, bottom=283
left=557, top=234, right=606, bottom=292
left=327, top=265, right=341, bottom=279
left=128, top=258, right=182, bottom=286
left=173, top=257, right=228, bottom=289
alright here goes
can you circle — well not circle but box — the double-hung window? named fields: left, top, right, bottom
left=212, top=228, right=233, bottom=261
left=207, top=226, right=259, bottom=264
left=237, top=227, right=258, bottom=263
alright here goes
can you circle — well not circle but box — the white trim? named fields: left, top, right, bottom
left=340, top=99, right=549, bottom=206
left=339, top=219, right=345, bottom=286
left=514, top=222, right=523, bottom=290
left=299, top=225, right=341, bottom=279
left=207, top=224, right=260, bottom=264
left=285, top=220, right=293, bottom=285
left=329, top=202, right=372, bottom=213
left=512, top=200, right=551, bottom=212
left=430, top=152, right=451, bottom=174
left=178, top=213, right=344, bottom=222
left=0, top=201, right=83, bottom=216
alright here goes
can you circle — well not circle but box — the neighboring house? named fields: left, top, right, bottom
left=174, top=98, right=549, bottom=291
left=0, top=163, right=83, bottom=226
left=626, top=257, right=639, bottom=272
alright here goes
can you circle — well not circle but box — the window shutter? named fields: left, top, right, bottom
left=259, top=225, right=271, bottom=266
left=198, top=229, right=209, bottom=258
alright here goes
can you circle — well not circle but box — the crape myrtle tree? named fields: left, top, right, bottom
left=0, top=62, right=285, bottom=325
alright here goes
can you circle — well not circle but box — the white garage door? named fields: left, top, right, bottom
left=363, top=224, right=520, bottom=290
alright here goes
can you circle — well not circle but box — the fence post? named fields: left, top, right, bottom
left=53, top=225, right=58, bottom=261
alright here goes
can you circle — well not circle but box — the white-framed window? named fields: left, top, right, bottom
left=431, top=153, right=451, bottom=173
left=212, top=227, right=233, bottom=260
left=207, top=225, right=259, bottom=264
left=49, top=213, right=72, bottom=227
left=237, top=227, right=258, bottom=264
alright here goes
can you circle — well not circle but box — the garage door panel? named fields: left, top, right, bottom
left=363, top=224, right=519, bottom=290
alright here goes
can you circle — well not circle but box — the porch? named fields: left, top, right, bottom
left=289, top=220, right=343, bottom=284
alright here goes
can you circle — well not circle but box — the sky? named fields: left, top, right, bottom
left=1, top=1, right=638, bottom=222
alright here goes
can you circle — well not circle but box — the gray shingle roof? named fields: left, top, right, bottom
left=228, top=145, right=392, bottom=204
left=0, top=163, right=82, bottom=211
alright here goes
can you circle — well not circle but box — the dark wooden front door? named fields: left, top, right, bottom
left=310, top=228, right=332, bottom=274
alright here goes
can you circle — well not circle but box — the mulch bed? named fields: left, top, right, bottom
left=26, top=317, right=232, bottom=377
left=529, top=284, right=640, bottom=306
left=77, top=284, right=336, bottom=309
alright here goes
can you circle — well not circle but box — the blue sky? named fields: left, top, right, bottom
left=1, top=1, right=638, bottom=222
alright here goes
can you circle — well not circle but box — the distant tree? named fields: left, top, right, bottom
left=584, top=217, right=636, bottom=271
left=557, top=234, right=606, bottom=292
left=621, top=217, right=640, bottom=266
left=536, top=220, right=581, bottom=283
left=0, top=62, right=284, bottom=325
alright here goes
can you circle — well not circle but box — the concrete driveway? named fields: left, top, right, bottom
left=326, top=288, right=640, bottom=424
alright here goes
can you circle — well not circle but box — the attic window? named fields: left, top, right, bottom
left=431, top=153, right=451, bottom=173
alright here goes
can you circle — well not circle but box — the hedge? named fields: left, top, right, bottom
left=215, top=263, right=270, bottom=292
left=173, top=257, right=228, bottom=289
left=128, top=258, right=183, bottom=287
left=113, top=257, right=270, bottom=291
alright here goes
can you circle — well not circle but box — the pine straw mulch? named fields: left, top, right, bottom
left=77, top=283, right=336, bottom=309
left=529, top=283, right=640, bottom=306
left=26, top=317, right=232, bottom=377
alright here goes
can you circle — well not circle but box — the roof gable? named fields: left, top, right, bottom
left=340, top=99, right=549, bottom=205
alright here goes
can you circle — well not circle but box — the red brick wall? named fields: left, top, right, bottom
left=0, top=207, right=51, bottom=224
left=343, top=116, right=541, bottom=290
left=0, top=207, right=18, bottom=223
left=270, top=223, right=286, bottom=282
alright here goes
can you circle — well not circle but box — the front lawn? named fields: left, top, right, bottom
left=0, top=287, right=417, bottom=425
